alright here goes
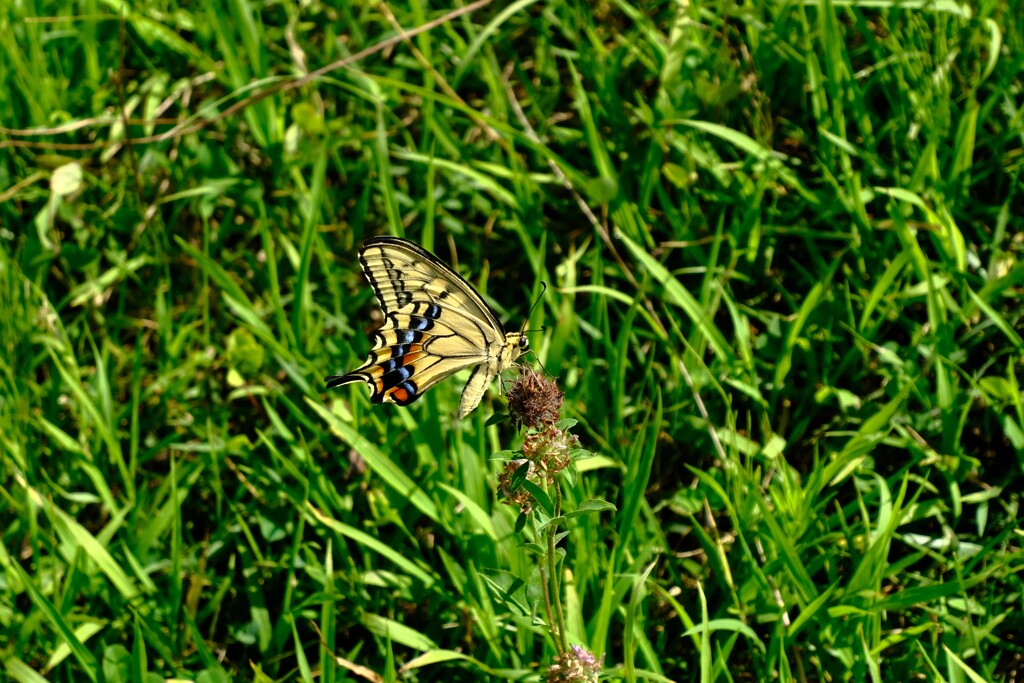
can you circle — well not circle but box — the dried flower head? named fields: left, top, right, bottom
left=545, top=645, right=604, bottom=683
left=507, top=367, right=564, bottom=430
left=522, top=423, right=579, bottom=482
left=498, top=458, right=534, bottom=514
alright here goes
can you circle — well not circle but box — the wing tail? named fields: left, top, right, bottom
left=325, top=373, right=362, bottom=389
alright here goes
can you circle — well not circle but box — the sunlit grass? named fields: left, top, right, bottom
left=2, top=0, right=1023, bottom=681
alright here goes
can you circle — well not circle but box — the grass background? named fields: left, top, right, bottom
left=2, top=0, right=1023, bottom=681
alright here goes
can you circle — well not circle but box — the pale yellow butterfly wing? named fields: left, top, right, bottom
left=325, top=236, right=529, bottom=417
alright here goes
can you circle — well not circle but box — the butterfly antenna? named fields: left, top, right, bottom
left=520, top=281, right=547, bottom=333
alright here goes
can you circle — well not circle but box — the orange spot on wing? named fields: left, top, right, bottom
left=380, top=343, right=423, bottom=359
left=391, top=386, right=409, bottom=403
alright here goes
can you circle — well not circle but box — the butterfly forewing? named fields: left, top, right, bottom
left=358, top=238, right=502, bottom=332
left=325, top=236, right=527, bottom=416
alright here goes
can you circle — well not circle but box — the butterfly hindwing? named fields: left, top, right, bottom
left=325, top=237, right=530, bottom=417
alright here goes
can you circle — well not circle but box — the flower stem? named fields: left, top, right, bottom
left=548, top=483, right=569, bottom=653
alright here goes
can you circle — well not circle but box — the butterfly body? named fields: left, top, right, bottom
left=326, top=236, right=528, bottom=418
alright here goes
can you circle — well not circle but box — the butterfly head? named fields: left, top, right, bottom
left=506, top=331, right=530, bottom=362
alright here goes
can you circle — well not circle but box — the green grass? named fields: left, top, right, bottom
left=2, top=0, right=1023, bottom=681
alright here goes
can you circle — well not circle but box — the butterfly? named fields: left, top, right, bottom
left=325, top=236, right=530, bottom=417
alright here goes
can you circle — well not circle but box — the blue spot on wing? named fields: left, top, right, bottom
left=381, top=364, right=414, bottom=391
left=409, top=315, right=432, bottom=331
